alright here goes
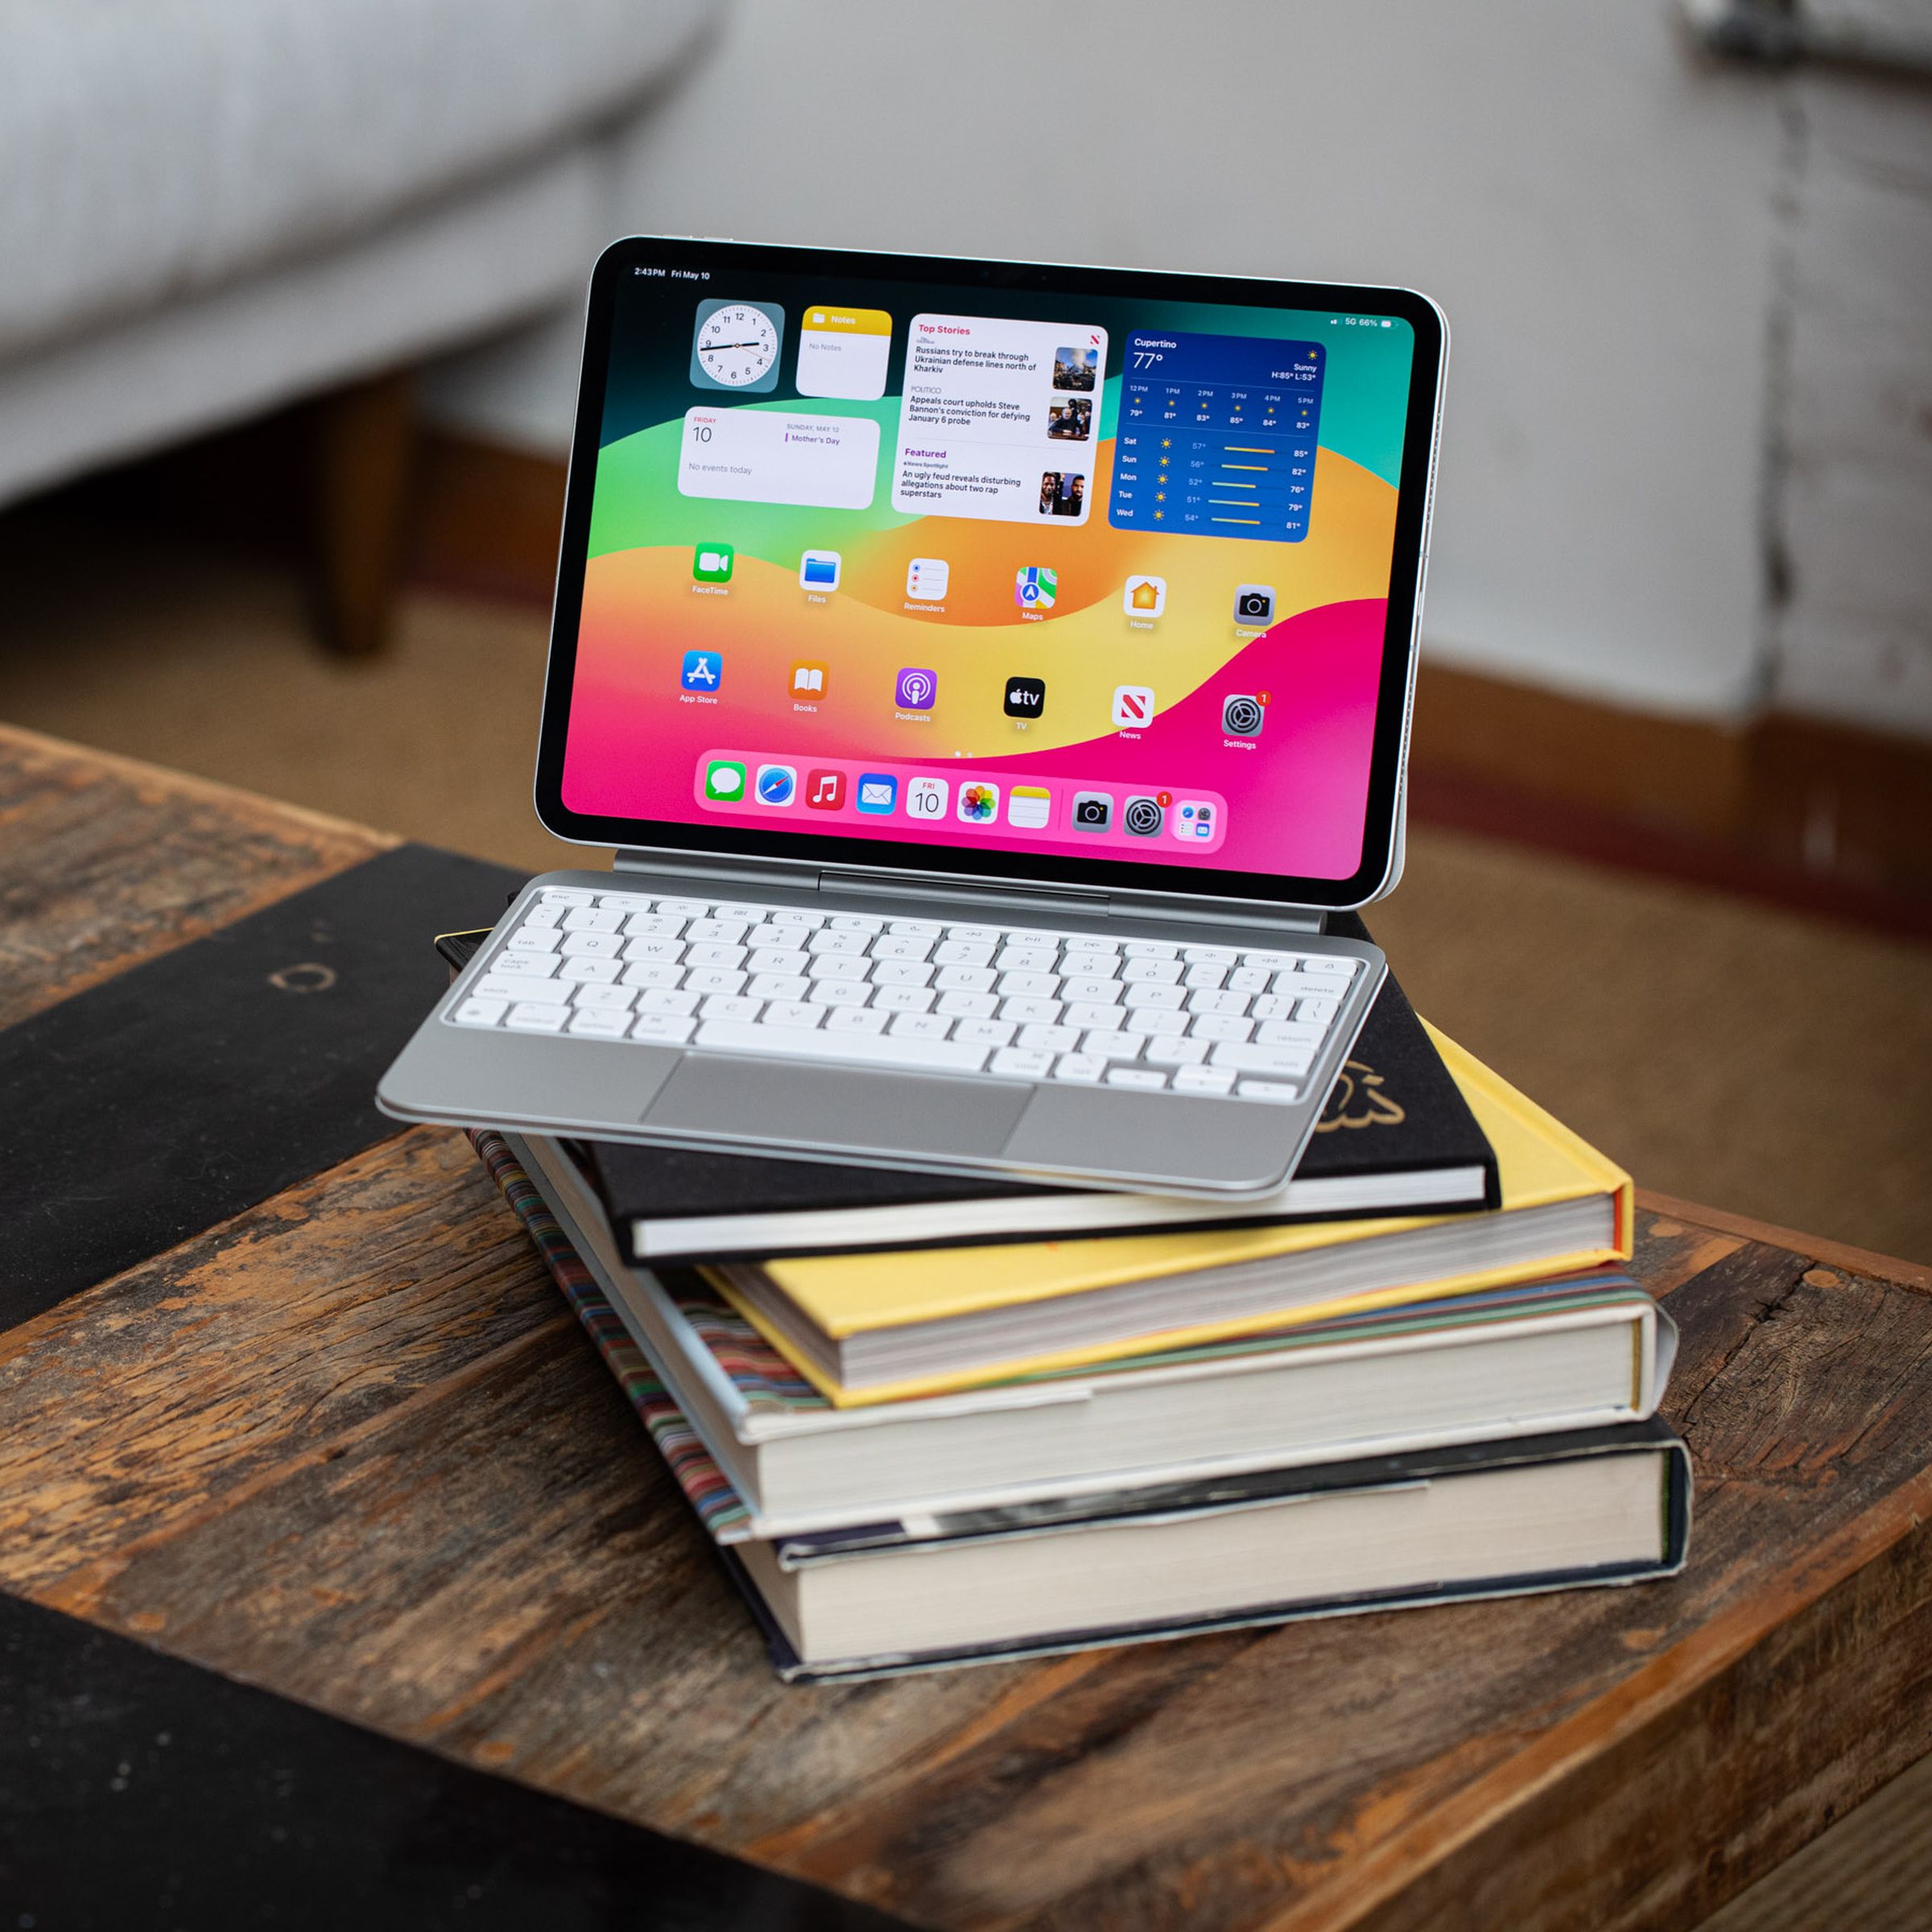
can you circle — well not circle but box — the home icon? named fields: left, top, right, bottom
left=1123, top=576, right=1166, bottom=618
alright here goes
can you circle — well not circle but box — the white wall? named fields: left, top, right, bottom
left=427, top=0, right=1795, bottom=720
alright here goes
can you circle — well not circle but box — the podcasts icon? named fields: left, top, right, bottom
left=894, top=667, right=937, bottom=711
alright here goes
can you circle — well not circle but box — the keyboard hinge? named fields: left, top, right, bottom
left=613, top=848, right=823, bottom=890
left=820, top=869, right=1112, bottom=921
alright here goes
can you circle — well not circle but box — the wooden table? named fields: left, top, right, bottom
left=5, top=719, right=1931, bottom=1930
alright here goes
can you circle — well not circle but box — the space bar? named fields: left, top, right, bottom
left=693, top=1021, right=993, bottom=1074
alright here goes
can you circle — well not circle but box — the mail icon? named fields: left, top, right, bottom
left=856, top=774, right=898, bottom=815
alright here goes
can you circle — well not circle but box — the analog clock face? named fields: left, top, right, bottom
left=691, top=302, right=783, bottom=390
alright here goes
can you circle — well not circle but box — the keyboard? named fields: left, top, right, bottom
left=447, top=886, right=1364, bottom=1105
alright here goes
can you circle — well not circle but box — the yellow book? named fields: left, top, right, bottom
left=704, top=1030, right=1633, bottom=1407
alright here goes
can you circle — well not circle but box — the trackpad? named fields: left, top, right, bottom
left=643, top=1055, right=1029, bottom=1157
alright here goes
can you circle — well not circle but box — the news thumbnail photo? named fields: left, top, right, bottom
left=1047, top=396, right=1092, bottom=441
left=1052, top=345, right=1099, bottom=392
left=1039, top=471, right=1086, bottom=518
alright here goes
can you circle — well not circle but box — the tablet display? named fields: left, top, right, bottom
left=538, top=241, right=1443, bottom=906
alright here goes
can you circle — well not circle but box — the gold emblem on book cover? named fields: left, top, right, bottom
left=1315, top=1060, right=1405, bottom=1133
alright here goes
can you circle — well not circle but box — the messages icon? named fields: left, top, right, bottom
left=703, top=759, right=747, bottom=802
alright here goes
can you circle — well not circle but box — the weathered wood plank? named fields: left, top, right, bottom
left=1, top=1126, right=1929, bottom=1932
left=0, top=720, right=390, bottom=1028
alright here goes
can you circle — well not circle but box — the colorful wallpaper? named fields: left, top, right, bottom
left=561, top=275, right=1414, bottom=883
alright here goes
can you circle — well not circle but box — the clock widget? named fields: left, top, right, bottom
left=689, top=299, right=786, bottom=394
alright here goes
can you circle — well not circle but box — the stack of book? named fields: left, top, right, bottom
left=448, top=935, right=1688, bottom=1682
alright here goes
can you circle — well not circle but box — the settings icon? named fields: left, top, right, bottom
left=1222, top=694, right=1265, bottom=737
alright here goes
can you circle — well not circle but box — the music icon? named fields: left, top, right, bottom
left=804, top=769, right=846, bottom=811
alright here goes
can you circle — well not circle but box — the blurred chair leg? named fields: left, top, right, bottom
left=308, top=369, right=416, bottom=655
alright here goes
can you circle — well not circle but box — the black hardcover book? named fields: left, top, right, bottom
left=434, top=919, right=1498, bottom=1262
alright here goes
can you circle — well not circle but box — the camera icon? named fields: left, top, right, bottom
left=1123, top=795, right=1164, bottom=837
left=1071, top=791, right=1113, bottom=831
left=1222, top=694, right=1265, bottom=738
left=1232, top=584, right=1276, bottom=625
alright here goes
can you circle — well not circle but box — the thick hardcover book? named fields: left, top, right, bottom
left=515, top=1127, right=1674, bottom=1538
left=473, top=1130, right=1689, bottom=1685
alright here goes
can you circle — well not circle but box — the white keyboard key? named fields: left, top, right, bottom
left=1122, top=940, right=1178, bottom=960
left=1123, top=982, right=1187, bottom=1013
left=568, top=1008, right=633, bottom=1038
left=710, top=902, right=769, bottom=923
left=888, top=919, right=944, bottom=937
left=694, top=1020, right=993, bottom=1075
left=952, top=1018, right=1018, bottom=1049
left=473, top=973, right=548, bottom=1003
left=1236, top=1079, right=1302, bottom=1104
left=1183, top=944, right=1241, bottom=965
left=452, top=997, right=506, bottom=1027
left=933, top=941, right=995, bottom=967
left=749, top=973, right=810, bottom=1001
left=873, top=985, right=937, bottom=1013
left=624, top=912, right=685, bottom=937
left=1053, top=1053, right=1107, bottom=1083
left=490, top=952, right=559, bottom=980
left=1018, top=1023, right=1084, bottom=1053
left=825, top=1005, right=890, bottom=1034
left=539, top=887, right=597, bottom=904
left=1248, top=993, right=1295, bottom=1021
left=1226, top=967, right=1271, bottom=993
left=946, top=923, right=1006, bottom=945
left=1302, top=955, right=1360, bottom=977
left=700, top=994, right=764, bottom=1022
left=990, top=1046, right=1055, bottom=1078
left=556, top=957, right=623, bottom=985
left=935, top=989, right=998, bottom=1018
left=933, top=965, right=996, bottom=992
left=767, top=907, right=824, bottom=928
left=998, top=996, right=1063, bottom=1025
left=506, top=927, right=560, bottom=953
left=1296, top=997, right=1340, bottom=1028
left=685, top=943, right=747, bottom=969
left=828, top=913, right=884, bottom=931
left=1191, top=1014, right=1253, bottom=1042
left=521, top=903, right=562, bottom=929
left=1088, top=1031, right=1149, bottom=1062
left=687, top=918, right=749, bottom=944
left=1064, top=1001, right=1125, bottom=1030
left=562, top=907, right=625, bottom=934
left=1121, top=957, right=1183, bottom=984
left=997, top=970, right=1060, bottom=999
left=807, top=980, right=873, bottom=1007
left=764, top=1001, right=824, bottom=1029
left=1210, top=1042, right=1316, bottom=1076
left=1182, top=964, right=1228, bottom=989
left=1105, top=1066, right=1169, bottom=1090
left=571, top=984, right=635, bottom=1010
left=635, top=988, right=701, bottom=1016
left=888, top=1011, right=953, bottom=1040
left=625, top=936, right=687, bottom=963
left=1061, top=977, right=1121, bottom=1005
left=1145, top=1034, right=1210, bottom=1066
left=873, top=934, right=934, bottom=962
left=559, top=931, right=625, bottom=959
left=623, top=960, right=686, bottom=989
left=1241, top=951, right=1298, bottom=969
left=1255, top=1020, right=1325, bottom=1048
left=631, top=1013, right=696, bottom=1045
left=749, top=949, right=811, bottom=975
left=995, top=947, right=1057, bottom=974
left=683, top=967, right=746, bottom=996
left=1187, top=989, right=1251, bottom=1017
left=807, top=928, right=869, bottom=956
left=1061, top=934, right=1119, bottom=956
left=650, top=898, right=712, bottom=919
left=595, top=892, right=644, bottom=908
left=506, top=1002, right=570, bottom=1032
left=807, top=954, right=871, bottom=982
left=872, top=960, right=935, bottom=988
left=1174, top=1067, right=1239, bottom=1096
left=743, top=927, right=795, bottom=954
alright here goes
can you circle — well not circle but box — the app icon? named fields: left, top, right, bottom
left=1007, top=785, right=1051, bottom=830
left=790, top=661, right=829, bottom=700
left=1123, top=795, right=1165, bottom=837
left=692, top=543, right=734, bottom=584
left=956, top=781, right=999, bottom=824
left=1013, top=566, right=1057, bottom=611
left=681, top=650, right=723, bottom=691
left=1222, top=693, right=1265, bottom=737
left=1232, top=584, right=1277, bottom=625
left=895, top=666, right=937, bottom=711
left=1112, top=684, right=1155, bottom=729
left=804, top=769, right=845, bottom=810
left=1122, top=575, right=1166, bottom=619
left=1071, top=791, right=1113, bottom=832
left=906, top=775, right=950, bottom=820
left=704, top=759, right=746, bottom=802
left=906, top=557, right=949, bottom=601
left=1004, top=675, right=1046, bottom=719
left=796, top=307, right=892, bottom=402
left=1174, top=799, right=1217, bottom=840
left=689, top=299, right=784, bottom=394
left=755, top=763, right=797, bottom=806
left=856, top=774, right=898, bottom=815
left=799, top=550, right=842, bottom=592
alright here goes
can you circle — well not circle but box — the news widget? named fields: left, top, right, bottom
left=696, top=753, right=1225, bottom=850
